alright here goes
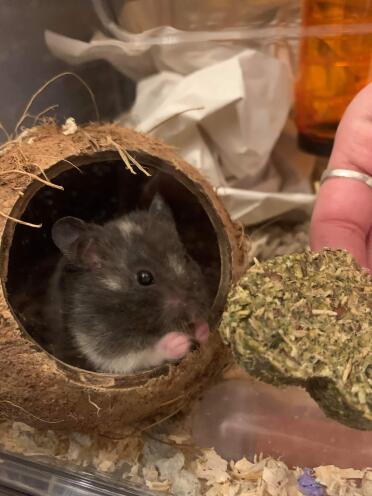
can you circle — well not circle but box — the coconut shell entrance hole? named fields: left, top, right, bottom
left=0, top=123, right=247, bottom=433
left=6, top=155, right=224, bottom=366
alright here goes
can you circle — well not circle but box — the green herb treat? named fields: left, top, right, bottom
left=220, top=249, right=372, bottom=430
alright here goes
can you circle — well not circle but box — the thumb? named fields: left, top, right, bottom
left=310, top=84, right=372, bottom=269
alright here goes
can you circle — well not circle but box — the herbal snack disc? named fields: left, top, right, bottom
left=220, top=249, right=372, bottom=430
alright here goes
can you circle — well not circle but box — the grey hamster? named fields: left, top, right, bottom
left=44, top=195, right=211, bottom=374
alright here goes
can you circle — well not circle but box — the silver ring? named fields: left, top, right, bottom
left=320, top=168, right=372, bottom=190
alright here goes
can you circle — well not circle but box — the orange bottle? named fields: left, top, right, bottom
left=295, top=0, right=372, bottom=157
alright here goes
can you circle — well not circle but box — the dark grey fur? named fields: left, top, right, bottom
left=44, top=195, right=211, bottom=372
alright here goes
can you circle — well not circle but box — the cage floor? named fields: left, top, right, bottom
left=0, top=221, right=370, bottom=496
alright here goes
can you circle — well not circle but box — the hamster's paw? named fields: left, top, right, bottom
left=194, top=321, right=210, bottom=343
left=155, top=331, right=192, bottom=361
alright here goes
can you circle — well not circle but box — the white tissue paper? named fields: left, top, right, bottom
left=45, top=14, right=315, bottom=226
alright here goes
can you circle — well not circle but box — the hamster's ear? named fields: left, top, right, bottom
left=52, top=217, right=102, bottom=269
left=149, top=194, right=175, bottom=224
left=52, top=217, right=86, bottom=255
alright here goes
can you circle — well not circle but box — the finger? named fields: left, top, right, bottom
left=310, top=179, right=372, bottom=269
left=310, top=83, right=372, bottom=269
left=330, top=82, right=372, bottom=175
left=367, top=227, right=372, bottom=270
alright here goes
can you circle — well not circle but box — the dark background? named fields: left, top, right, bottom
left=0, top=0, right=135, bottom=142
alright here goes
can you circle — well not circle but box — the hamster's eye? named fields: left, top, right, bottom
left=137, top=270, right=154, bottom=286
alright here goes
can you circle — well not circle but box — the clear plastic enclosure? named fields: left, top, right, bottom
left=1, top=0, right=372, bottom=494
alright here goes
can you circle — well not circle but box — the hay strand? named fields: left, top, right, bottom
left=0, top=211, right=42, bottom=228
left=13, top=145, right=50, bottom=182
left=0, top=169, right=64, bottom=190
left=108, top=137, right=135, bottom=174
left=0, top=400, right=64, bottom=424
left=81, top=130, right=100, bottom=151
left=123, top=149, right=151, bottom=177
left=33, top=104, right=59, bottom=125
left=0, top=122, right=10, bottom=141
left=0, top=138, right=22, bottom=153
left=30, top=154, right=82, bottom=174
left=139, top=402, right=187, bottom=433
left=15, top=72, right=99, bottom=135
left=108, top=137, right=151, bottom=176
left=87, top=394, right=102, bottom=417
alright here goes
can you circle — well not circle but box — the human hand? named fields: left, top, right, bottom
left=310, top=83, right=372, bottom=271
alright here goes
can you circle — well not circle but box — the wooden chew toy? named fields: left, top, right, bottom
left=0, top=122, right=248, bottom=435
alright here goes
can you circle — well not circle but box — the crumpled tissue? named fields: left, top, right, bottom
left=45, top=11, right=315, bottom=225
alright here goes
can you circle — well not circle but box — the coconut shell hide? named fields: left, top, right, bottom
left=0, top=122, right=248, bottom=434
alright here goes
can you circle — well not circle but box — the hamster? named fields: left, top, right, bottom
left=44, top=195, right=211, bottom=374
